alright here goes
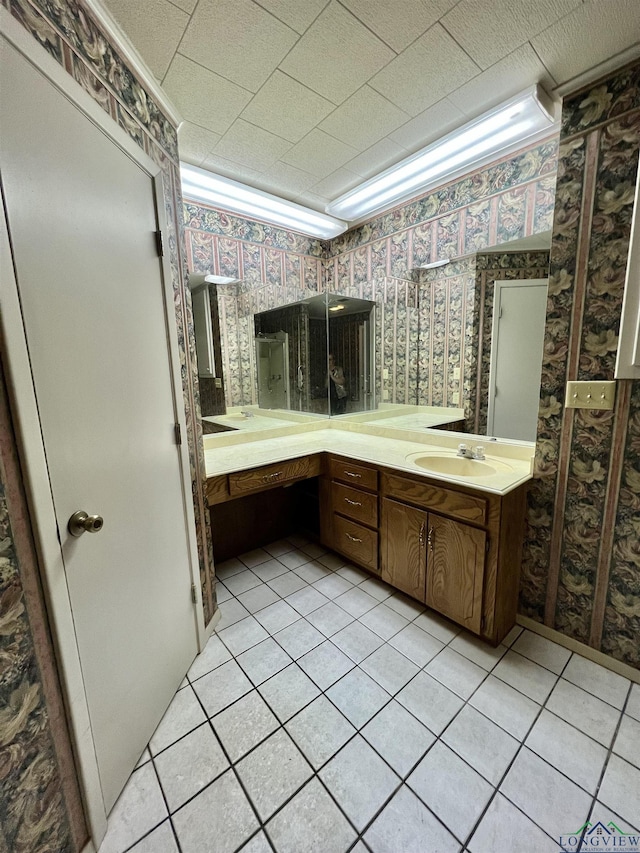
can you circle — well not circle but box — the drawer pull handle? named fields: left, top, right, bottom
left=345, top=532, right=363, bottom=543
left=419, top=521, right=425, bottom=548
left=344, top=497, right=362, bottom=506
left=427, top=526, right=434, bottom=553
left=344, top=471, right=361, bottom=479
left=262, top=471, right=283, bottom=483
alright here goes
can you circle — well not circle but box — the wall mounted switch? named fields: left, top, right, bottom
left=565, top=380, right=616, bottom=409
left=382, top=389, right=389, bottom=400
left=383, top=368, right=389, bottom=379
left=452, top=367, right=461, bottom=380
left=451, top=392, right=460, bottom=404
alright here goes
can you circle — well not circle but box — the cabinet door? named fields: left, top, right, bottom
left=381, top=498, right=427, bottom=602
left=426, top=515, right=486, bottom=634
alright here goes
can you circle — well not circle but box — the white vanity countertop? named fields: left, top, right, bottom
left=204, top=423, right=534, bottom=496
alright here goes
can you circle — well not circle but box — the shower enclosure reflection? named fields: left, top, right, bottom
left=255, top=332, right=289, bottom=410
left=252, top=294, right=376, bottom=416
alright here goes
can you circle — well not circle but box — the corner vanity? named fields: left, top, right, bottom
left=204, top=410, right=533, bottom=646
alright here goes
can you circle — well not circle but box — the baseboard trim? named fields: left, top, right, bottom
left=204, top=605, right=221, bottom=642
left=516, top=615, right=640, bottom=685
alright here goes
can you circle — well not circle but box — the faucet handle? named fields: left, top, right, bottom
left=457, top=443, right=468, bottom=457
left=473, top=445, right=485, bottom=460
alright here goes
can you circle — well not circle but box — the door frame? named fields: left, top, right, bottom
left=486, top=278, right=548, bottom=439
left=0, top=9, right=204, bottom=843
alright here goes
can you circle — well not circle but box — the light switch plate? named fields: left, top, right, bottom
left=565, top=380, right=616, bottom=409
left=453, top=367, right=461, bottom=380
left=451, top=392, right=460, bottom=404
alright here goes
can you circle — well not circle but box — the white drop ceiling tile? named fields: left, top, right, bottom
left=169, top=0, right=197, bottom=12
left=531, top=0, right=640, bottom=86
left=241, top=71, right=335, bottom=143
left=441, top=0, right=583, bottom=70
left=102, top=0, right=188, bottom=79
left=200, top=152, right=265, bottom=185
left=369, top=24, right=479, bottom=116
left=253, top=0, right=330, bottom=34
left=164, top=55, right=252, bottom=135
left=281, top=129, right=359, bottom=177
left=180, top=0, right=298, bottom=92
left=310, top=168, right=361, bottom=199
left=295, top=191, right=331, bottom=211
left=280, top=1, right=395, bottom=105
left=345, top=137, right=407, bottom=179
left=448, top=43, right=557, bottom=117
left=177, top=122, right=221, bottom=166
left=255, top=162, right=318, bottom=196
left=214, top=119, right=292, bottom=172
left=340, top=0, right=459, bottom=52
left=389, top=98, right=465, bottom=152
left=319, top=86, right=410, bottom=150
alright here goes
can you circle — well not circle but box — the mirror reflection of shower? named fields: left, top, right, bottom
left=255, top=332, right=290, bottom=410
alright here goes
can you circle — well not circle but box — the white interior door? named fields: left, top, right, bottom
left=487, top=279, right=548, bottom=441
left=1, top=40, right=198, bottom=811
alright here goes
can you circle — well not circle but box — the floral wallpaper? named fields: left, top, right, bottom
left=522, top=59, right=640, bottom=670
left=187, top=138, right=557, bottom=416
left=327, top=138, right=558, bottom=257
left=0, top=366, right=85, bottom=852
left=185, top=203, right=324, bottom=408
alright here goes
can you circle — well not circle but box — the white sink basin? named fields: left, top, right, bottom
left=406, top=451, right=513, bottom=478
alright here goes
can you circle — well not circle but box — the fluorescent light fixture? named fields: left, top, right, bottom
left=419, top=259, right=450, bottom=270
left=326, top=85, right=557, bottom=223
left=329, top=303, right=346, bottom=312
left=181, top=164, right=348, bottom=240
left=204, top=274, right=240, bottom=285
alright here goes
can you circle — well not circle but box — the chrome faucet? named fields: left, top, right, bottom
left=240, top=410, right=253, bottom=418
left=457, top=443, right=485, bottom=460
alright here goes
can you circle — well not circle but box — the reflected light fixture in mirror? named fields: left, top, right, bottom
left=326, top=85, right=557, bottom=223
left=181, top=165, right=348, bottom=240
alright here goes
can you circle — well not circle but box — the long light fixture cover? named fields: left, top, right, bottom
left=325, top=85, right=557, bottom=223
left=180, top=164, right=348, bottom=240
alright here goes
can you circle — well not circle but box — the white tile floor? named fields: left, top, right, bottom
left=98, top=536, right=640, bottom=853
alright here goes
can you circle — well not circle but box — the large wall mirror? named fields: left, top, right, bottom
left=194, top=233, right=551, bottom=442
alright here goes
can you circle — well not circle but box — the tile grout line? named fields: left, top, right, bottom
left=122, top=544, right=635, bottom=853
left=576, top=682, right=636, bottom=853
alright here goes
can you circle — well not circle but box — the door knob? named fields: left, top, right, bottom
left=68, top=510, right=104, bottom=537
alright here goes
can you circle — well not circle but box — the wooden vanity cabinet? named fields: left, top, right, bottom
left=320, top=455, right=380, bottom=573
left=425, top=514, right=486, bottom=635
left=380, top=498, right=427, bottom=601
left=321, top=456, right=527, bottom=645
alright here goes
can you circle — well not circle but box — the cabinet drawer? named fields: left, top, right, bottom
left=330, top=457, right=378, bottom=491
left=333, top=514, right=378, bottom=572
left=332, top=482, right=378, bottom=527
left=381, top=473, right=487, bottom=524
left=228, top=455, right=320, bottom=498
left=206, top=474, right=229, bottom=505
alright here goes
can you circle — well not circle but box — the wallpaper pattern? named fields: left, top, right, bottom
left=0, top=368, right=85, bottom=853
left=0, top=0, right=213, bottom=848
left=522, top=60, right=640, bottom=669
left=185, top=205, right=324, bottom=408
left=327, top=138, right=558, bottom=257
left=185, top=139, right=557, bottom=413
